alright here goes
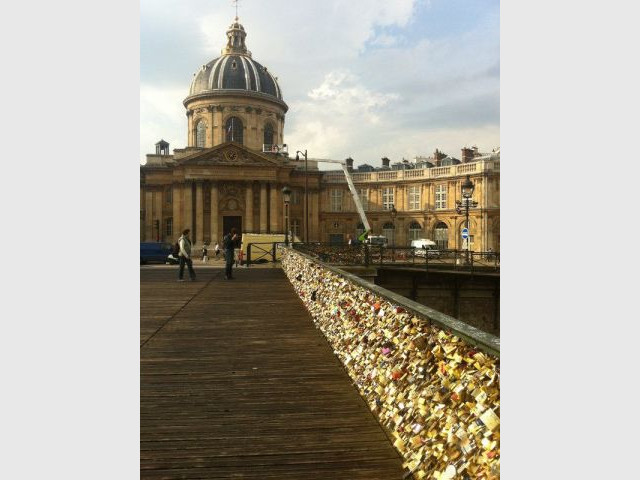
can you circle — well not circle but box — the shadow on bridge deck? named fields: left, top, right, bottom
left=141, top=267, right=405, bottom=479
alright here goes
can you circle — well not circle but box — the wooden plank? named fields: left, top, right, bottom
left=141, top=267, right=405, bottom=479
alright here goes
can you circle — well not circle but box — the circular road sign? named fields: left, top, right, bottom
left=461, top=228, right=469, bottom=239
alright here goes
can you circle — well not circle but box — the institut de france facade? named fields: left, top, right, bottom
left=140, top=18, right=500, bottom=252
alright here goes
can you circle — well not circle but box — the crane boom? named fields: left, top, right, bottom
left=310, top=158, right=371, bottom=233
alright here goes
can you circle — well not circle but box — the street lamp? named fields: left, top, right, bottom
left=295, top=150, right=308, bottom=243
left=282, top=186, right=292, bottom=246
left=390, top=205, right=397, bottom=247
left=456, top=175, right=478, bottom=264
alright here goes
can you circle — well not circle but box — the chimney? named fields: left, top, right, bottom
left=434, top=149, right=447, bottom=166
left=381, top=157, right=390, bottom=168
left=345, top=157, right=354, bottom=172
left=461, top=147, right=474, bottom=163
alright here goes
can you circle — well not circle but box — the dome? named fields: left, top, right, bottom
left=186, top=18, right=285, bottom=106
left=188, top=55, right=282, bottom=100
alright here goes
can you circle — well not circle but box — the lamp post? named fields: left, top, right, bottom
left=295, top=150, right=308, bottom=243
left=390, top=205, right=397, bottom=247
left=282, top=186, right=292, bottom=246
left=456, top=175, right=478, bottom=264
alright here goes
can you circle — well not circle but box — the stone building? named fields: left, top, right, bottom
left=318, top=148, right=500, bottom=252
left=140, top=18, right=500, bottom=252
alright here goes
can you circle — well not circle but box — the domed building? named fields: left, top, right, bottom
left=140, top=18, right=322, bottom=248
left=140, top=18, right=500, bottom=254
left=184, top=18, right=287, bottom=151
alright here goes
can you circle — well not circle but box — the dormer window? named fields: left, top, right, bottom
left=231, top=60, right=237, bottom=70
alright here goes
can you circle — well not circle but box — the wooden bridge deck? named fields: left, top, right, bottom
left=141, top=266, right=405, bottom=479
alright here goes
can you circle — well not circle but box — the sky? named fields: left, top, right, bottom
left=140, top=0, right=500, bottom=168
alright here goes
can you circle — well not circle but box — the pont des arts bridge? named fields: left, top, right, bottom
left=141, top=247, right=500, bottom=479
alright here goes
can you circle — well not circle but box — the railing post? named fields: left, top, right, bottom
left=247, top=244, right=251, bottom=267
left=272, top=242, right=276, bottom=262
left=364, top=243, right=370, bottom=267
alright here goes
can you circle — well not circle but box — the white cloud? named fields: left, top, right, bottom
left=140, top=84, right=187, bottom=162
left=140, top=0, right=499, bottom=164
left=369, top=34, right=402, bottom=48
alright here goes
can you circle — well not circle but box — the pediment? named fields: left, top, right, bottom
left=178, top=143, right=280, bottom=167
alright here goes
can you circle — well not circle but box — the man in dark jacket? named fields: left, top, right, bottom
left=223, top=228, right=238, bottom=280
left=178, top=228, right=196, bottom=282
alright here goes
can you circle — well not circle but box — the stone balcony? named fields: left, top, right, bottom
left=321, top=159, right=500, bottom=184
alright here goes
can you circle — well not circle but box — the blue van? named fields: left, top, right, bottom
left=140, top=242, right=177, bottom=265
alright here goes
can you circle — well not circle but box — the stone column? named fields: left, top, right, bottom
left=154, top=188, right=163, bottom=242
left=210, top=182, right=219, bottom=244
left=260, top=182, right=268, bottom=233
left=245, top=182, right=254, bottom=233
left=370, top=186, right=378, bottom=211
left=184, top=181, right=193, bottom=237
left=172, top=183, right=182, bottom=239
left=310, top=189, right=320, bottom=241
left=144, top=189, right=153, bottom=241
left=208, top=106, right=215, bottom=148
left=195, top=181, right=204, bottom=246
left=276, top=186, right=283, bottom=232
left=269, top=182, right=279, bottom=233
left=186, top=110, right=193, bottom=147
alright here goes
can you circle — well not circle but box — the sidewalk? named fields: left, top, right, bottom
left=141, top=267, right=405, bottom=479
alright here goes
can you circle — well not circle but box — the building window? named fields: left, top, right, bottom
left=264, top=122, right=274, bottom=146
left=382, top=187, right=394, bottom=210
left=357, top=188, right=368, bottom=211
left=408, top=221, right=422, bottom=241
left=434, top=221, right=448, bottom=250
left=435, top=184, right=447, bottom=209
left=408, top=186, right=421, bottom=210
left=291, top=189, right=301, bottom=205
left=291, top=219, right=300, bottom=240
left=165, top=217, right=173, bottom=237
left=330, top=189, right=343, bottom=212
left=382, top=221, right=395, bottom=244
left=225, top=116, right=243, bottom=144
left=196, top=120, right=207, bottom=147
left=165, top=187, right=172, bottom=204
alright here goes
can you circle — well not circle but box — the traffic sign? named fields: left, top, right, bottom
left=461, top=228, right=469, bottom=239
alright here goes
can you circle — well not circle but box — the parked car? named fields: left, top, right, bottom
left=140, top=242, right=177, bottom=264
left=410, top=238, right=440, bottom=258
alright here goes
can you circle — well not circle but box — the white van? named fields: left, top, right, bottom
left=365, top=235, right=388, bottom=246
left=410, top=238, right=440, bottom=257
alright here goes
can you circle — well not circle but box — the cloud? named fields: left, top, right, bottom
left=140, top=0, right=500, bottom=164
left=140, top=84, right=187, bottom=162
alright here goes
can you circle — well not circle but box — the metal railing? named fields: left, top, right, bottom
left=292, top=243, right=500, bottom=272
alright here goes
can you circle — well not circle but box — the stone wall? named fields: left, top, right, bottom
left=282, top=249, right=500, bottom=480
left=373, top=268, right=500, bottom=336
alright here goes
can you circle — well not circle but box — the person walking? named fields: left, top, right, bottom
left=223, top=228, right=238, bottom=280
left=178, top=228, right=196, bottom=282
left=202, top=243, right=208, bottom=263
left=214, top=242, right=220, bottom=259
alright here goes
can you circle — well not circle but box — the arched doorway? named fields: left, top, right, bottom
left=382, top=221, right=395, bottom=245
left=408, top=221, right=422, bottom=242
left=434, top=221, right=448, bottom=250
